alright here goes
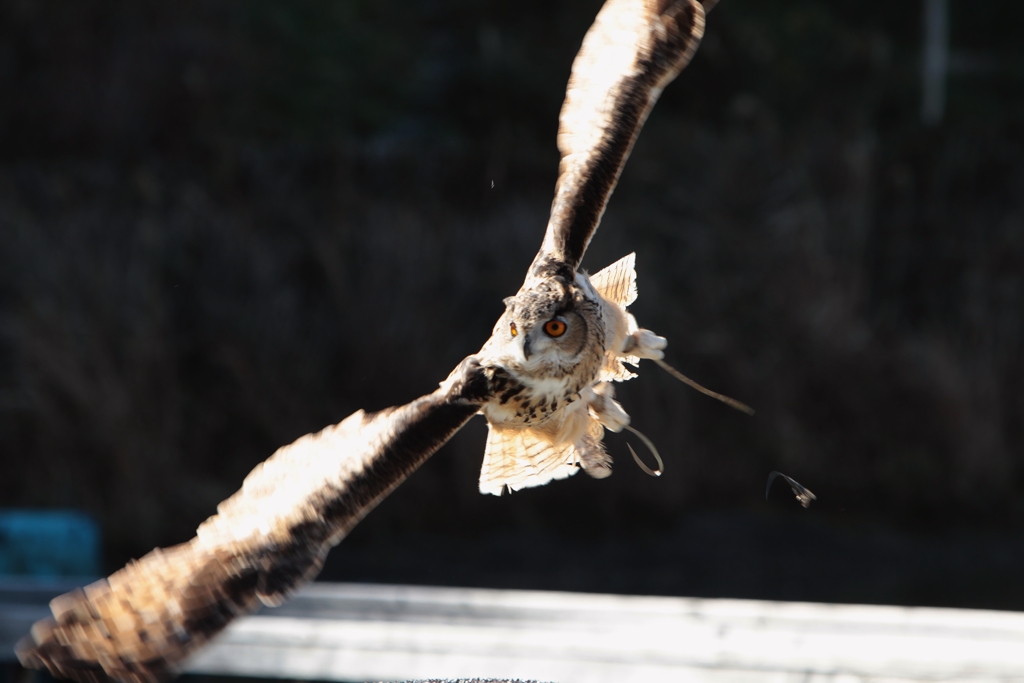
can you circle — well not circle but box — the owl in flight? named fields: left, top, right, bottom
left=18, top=1, right=711, bottom=682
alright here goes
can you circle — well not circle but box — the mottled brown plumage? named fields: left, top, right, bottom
left=531, top=0, right=705, bottom=276
left=17, top=359, right=490, bottom=683
left=17, top=1, right=709, bottom=681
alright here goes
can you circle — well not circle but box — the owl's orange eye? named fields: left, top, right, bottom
left=544, top=319, right=567, bottom=337
left=510, top=322, right=518, bottom=337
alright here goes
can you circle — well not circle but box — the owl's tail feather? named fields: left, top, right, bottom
left=653, top=358, right=755, bottom=415
left=624, top=424, right=663, bottom=477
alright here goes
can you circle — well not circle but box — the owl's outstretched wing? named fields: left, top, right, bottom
left=529, top=0, right=705, bottom=278
left=16, top=359, right=491, bottom=683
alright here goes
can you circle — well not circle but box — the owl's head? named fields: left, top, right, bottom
left=485, top=275, right=602, bottom=375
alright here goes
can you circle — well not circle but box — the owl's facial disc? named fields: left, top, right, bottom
left=496, top=275, right=588, bottom=365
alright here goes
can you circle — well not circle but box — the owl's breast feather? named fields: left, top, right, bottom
left=482, top=386, right=593, bottom=449
left=482, top=370, right=583, bottom=424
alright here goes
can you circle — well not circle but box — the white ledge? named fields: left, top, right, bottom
left=187, top=582, right=1024, bottom=683
left=4, top=580, right=1024, bottom=682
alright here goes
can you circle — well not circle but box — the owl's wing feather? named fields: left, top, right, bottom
left=591, top=253, right=641, bottom=381
left=17, top=358, right=491, bottom=683
left=478, top=425, right=581, bottom=495
left=590, top=252, right=638, bottom=308
left=529, top=0, right=705, bottom=277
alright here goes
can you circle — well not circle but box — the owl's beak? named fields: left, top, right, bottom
left=521, top=336, right=533, bottom=361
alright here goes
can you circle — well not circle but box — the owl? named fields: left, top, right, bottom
left=475, top=253, right=668, bottom=494
left=473, top=0, right=707, bottom=494
left=17, top=2, right=711, bottom=682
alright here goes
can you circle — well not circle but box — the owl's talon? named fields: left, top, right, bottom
left=582, top=384, right=630, bottom=432
left=623, top=329, right=667, bottom=360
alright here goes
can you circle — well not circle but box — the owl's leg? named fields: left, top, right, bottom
left=583, top=383, right=630, bottom=432
left=622, top=328, right=667, bottom=360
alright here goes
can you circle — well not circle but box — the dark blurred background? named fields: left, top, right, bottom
left=1, top=0, right=1022, bottom=610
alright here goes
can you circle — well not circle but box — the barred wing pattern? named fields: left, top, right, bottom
left=479, top=426, right=583, bottom=495
left=16, top=360, right=490, bottom=683
left=589, top=252, right=642, bottom=382
left=478, top=417, right=610, bottom=496
left=588, top=252, right=638, bottom=309
left=530, top=0, right=704, bottom=277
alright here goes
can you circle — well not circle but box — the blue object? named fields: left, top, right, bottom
left=0, top=510, right=101, bottom=578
